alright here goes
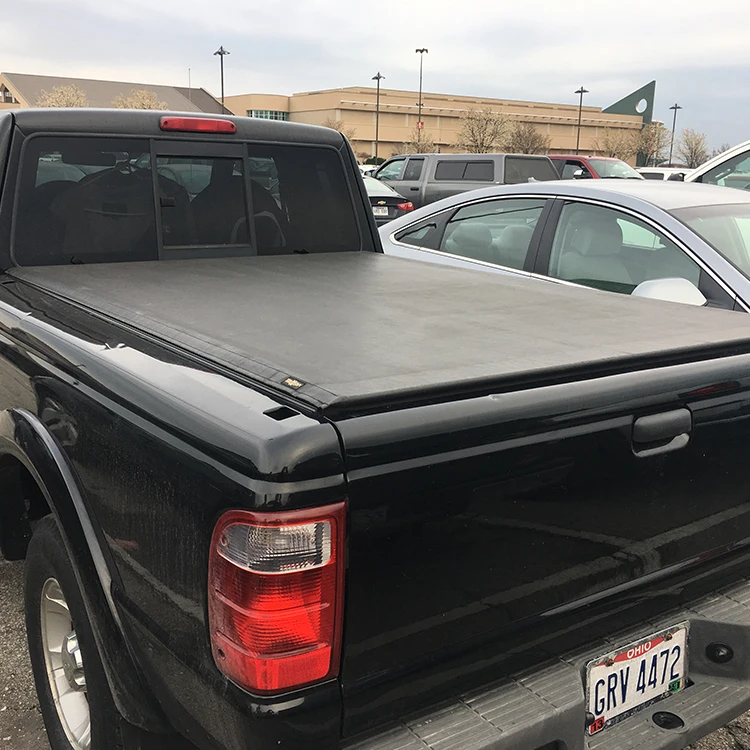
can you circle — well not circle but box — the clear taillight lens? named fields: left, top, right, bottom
left=208, top=503, right=346, bottom=694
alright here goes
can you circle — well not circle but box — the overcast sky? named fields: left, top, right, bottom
left=5, top=0, right=749, bottom=148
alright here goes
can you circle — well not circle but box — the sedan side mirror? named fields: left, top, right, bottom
left=632, top=278, right=707, bottom=306
left=667, top=173, right=685, bottom=182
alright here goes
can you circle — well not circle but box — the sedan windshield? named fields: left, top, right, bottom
left=673, top=203, right=750, bottom=277
left=588, top=159, right=643, bottom=179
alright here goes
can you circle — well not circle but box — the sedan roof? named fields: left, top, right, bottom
left=426, top=180, right=750, bottom=212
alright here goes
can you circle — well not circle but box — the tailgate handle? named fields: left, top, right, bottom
left=632, top=409, right=692, bottom=458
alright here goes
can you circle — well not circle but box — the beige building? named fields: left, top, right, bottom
left=225, top=86, right=647, bottom=160
left=0, top=72, right=229, bottom=114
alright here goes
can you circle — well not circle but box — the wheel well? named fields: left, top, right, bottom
left=0, top=455, right=51, bottom=560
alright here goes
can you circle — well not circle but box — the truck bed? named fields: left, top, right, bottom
left=10, top=252, right=750, bottom=415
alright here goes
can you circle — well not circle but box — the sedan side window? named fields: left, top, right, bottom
left=547, top=202, right=701, bottom=294
left=376, top=159, right=405, bottom=182
left=438, top=198, right=546, bottom=269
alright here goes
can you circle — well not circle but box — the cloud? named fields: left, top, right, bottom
left=4, top=0, right=750, bottom=146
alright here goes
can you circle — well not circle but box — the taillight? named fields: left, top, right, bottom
left=397, top=201, right=415, bottom=211
left=208, top=503, right=346, bottom=694
left=160, top=116, right=237, bottom=134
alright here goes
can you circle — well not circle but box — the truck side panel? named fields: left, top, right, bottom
left=0, top=281, right=346, bottom=750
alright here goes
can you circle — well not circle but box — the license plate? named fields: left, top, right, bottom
left=586, top=623, right=688, bottom=735
left=372, top=206, right=389, bottom=216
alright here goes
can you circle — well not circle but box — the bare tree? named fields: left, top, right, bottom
left=35, top=85, right=89, bottom=108
left=630, top=123, right=671, bottom=166
left=396, top=127, right=437, bottom=155
left=676, top=129, right=710, bottom=169
left=505, top=121, right=551, bottom=155
left=112, top=89, right=168, bottom=110
left=592, top=129, right=634, bottom=160
left=322, top=117, right=357, bottom=142
left=455, top=107, right=508, bottom=153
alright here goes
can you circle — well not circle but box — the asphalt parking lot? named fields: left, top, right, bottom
left=0, top=558, right=749, bottom=750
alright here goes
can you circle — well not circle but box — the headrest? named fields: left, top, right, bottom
left=569, top=212, right=623, bottom=256
left=450, top=222, right=493, bottom=250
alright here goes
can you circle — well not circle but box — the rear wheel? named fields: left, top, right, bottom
left=25, top=517, right=122, bottom=750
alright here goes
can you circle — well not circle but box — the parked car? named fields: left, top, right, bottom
left=637, top=167, right=689, bottom=181
left=372, top=152, right=558, bottom=209
left=363, top=175, right=414, bottom=225
left=358, top=164, right=377, bottom=177
left=686, top=140, right=750, bottom=190
left=380, top=180, right=750, bottom=310
left=549, top=154, right=644, bottom=180
left=7, top=110, right=750, bottom=750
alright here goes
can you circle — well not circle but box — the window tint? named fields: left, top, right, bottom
left=464, top=161, right=494, bottom=181
left=395, top=222, right=439, bottom=247
left=434, top=160, right=467, bottom=181
left=403, top=158, right=425, bottom=181
left=548, top=202, right=700, bottom=294
left=377, top=159, right=405, bottom=181
left=439, top=198, right=545, bottom=268
left=504, top=157, right=559, bottom=184
left=157, top=155, right=247, bottom=247
left=15, top=138, right=157, bottom=265
left=699, top=152, right=750, bottom=191
left=14, top=137, right=361, bottom=265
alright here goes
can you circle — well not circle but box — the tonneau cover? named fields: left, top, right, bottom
left=10, top=253, right=750, bottom=414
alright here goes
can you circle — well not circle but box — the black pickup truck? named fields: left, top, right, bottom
left=4, top=109, right=750, bottom=750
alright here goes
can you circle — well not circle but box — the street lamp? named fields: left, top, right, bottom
left=415, top=48, right=428, bottom=132
left=372, top=72, right=385, bottom=161
left=575, top=86, right=589, bottom=155
left=668, top=103, right=683, bottom=166
left=214, top=45, right=230, bottom=107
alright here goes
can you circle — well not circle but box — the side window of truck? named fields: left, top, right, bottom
left=13, top=137, right=361, bottom=265
left=402, top=158, right=425, bottom=181
left=505, top=157, right=559, bottom=184
left=438, top=198, right=546, bottom=268
left=376, top=159, right=405, bottom=181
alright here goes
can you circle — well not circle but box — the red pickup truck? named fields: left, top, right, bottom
left=549, top=154, right=644, bottom=180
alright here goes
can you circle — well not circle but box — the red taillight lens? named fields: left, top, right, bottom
left=208, top=503, right=346, bottom=694
left=160, top=116, right=237, bottom=134
left=397, top=201, right=415, bottom=211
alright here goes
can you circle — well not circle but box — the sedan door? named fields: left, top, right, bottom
left=534, top=199, right=736, bottom=308
left=384, top=196, right=551, bottom=276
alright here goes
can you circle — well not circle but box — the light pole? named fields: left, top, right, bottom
left=415, top=48, right=428, bottom=132
left=372, top=72, right=385, bottom=162
left=668, top=103, right=682, bottom=166
left=575, top=86, right=589, bottom=155
left=214, top=45, right=230, bottom=107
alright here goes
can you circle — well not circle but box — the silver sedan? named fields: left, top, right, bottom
left=379, top=180, right=750, bottom=311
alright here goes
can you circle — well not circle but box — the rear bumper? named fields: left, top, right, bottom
left=342, top=578, right=750, bottom=750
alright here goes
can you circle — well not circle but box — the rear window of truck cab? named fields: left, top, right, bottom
left=12, top=136, right=362, bottom=265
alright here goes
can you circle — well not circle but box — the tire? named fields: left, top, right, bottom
left=25, top=516, right=123, bottom=750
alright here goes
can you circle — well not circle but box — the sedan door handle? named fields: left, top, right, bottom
left=632, top=409, right=692, bottom=458
left=409, top=187, right=419, bottom=191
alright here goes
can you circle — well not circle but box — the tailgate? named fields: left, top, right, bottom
left=336, top=354, right=750, bottom=737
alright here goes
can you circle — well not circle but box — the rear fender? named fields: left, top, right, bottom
left=0, top=407, right=171, bottom=733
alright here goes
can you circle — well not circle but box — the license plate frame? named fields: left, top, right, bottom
left=585, top=622, right=689, bottom=736
left=372, top=206, right=389, bottom=217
